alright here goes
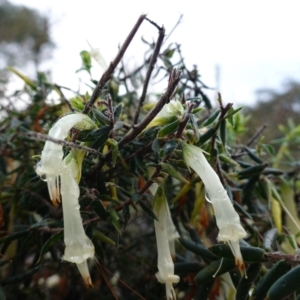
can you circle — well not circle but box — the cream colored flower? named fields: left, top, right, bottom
left=153, top=186, right=180, bottom=300
left=35, top=113, right=96, bottom=286
left=149, top=182, right=179, bottom=257
left=182, top=142, right=247, bottom=275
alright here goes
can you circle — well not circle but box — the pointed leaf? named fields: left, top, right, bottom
left=179, top=238, right=219, bottom=261
left=210, top=244, right=266, bottom=262
left=220, top=119, right=227, bottom=147
left=161, top=163, right=189, bottom=184
left=90, top=200, right=107, bottom=220
left=195, top=258, right=235, bottom=285
left=164, top=140, right=178, bottom=156
left=202, top=109, right=220, bottom=127
left=236, top=263, right=262, bottom=300
left=139, top=200, right=158, bottom=221
left=267, top=265, right=300, bottom=300
left=93, top=229, right=115, bottom=246
left=157, top=120, right=179, bottom=138
left=189, top=113, right=200, bottom=141
left=37, top=231, right=63, bottom=263
left=113, top=103, right=123, bottom=122
left=108, top=209, right=121, bottom=234
left=251, top=260, right=290, bottom=300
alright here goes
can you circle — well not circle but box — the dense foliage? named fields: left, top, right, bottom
left=1, top=15, right=300, bottom=300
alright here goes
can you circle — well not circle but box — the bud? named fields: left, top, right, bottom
left=146, top=99, right=184, bottom=129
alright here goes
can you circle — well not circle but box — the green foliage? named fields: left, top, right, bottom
left=1, top=15, right=300, bottom=300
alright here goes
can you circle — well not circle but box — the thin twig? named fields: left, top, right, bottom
left=133, top=25, right=165, bottom=124
left=24, top=131, right=103, bottom=156
left=115, top=100, right=193, bottom=212
left=175, top=101, right=195, bottom=139
left=145, top=17, right=162, bottom=30
left=86, top=69, right=181, bottom=177
left=54, top=84, right=74, bottom=112
left=82, top=14, right=147, bottom=114
left=119, top=69, right=181, bottom=149
left=246, top=124, right=268, bottom=146
left=164, top=14, right=183, bottom=44
left=232, top=124, right=268, bottom=159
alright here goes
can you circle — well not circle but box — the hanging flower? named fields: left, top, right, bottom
left=35, top=113, right=96, bottom=286
left=182, top=142, right=247, bottom=275
left=153, top=186, right=180, bottom=300
left=148, top=182, right=179, bottom=257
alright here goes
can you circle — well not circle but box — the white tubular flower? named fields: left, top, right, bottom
left=35, top=113, right=96, bottom=205
left=146, top=99, right=184, bottom=129
left=182, top=143, right=247, bottom=275
left=60, top=167, right=94, bottom=286
left=87, top=40, right=108, bottom=70
left=149, top=182, right=179, bottom=257
left=153, top=186, right=180, bottom=300
left=35, top=113, right=96, bottom=286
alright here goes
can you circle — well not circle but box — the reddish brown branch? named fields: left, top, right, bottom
left=82, top=14, right=147, bottom=115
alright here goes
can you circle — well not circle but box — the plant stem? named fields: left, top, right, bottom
left=82, top=14, right=147, bottom=115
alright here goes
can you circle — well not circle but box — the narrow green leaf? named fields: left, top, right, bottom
left=262, top=144, right=276, bottom=156
left=195, top=258, right=235, bottom=285
left=251, top=260, right=290, bottom=300
left=189, top=114, right=200, bottom=141
left=219, top=154, right=239, bottom=166
left=0, top=265, right=40, bottom=286
left=262, top=168, right=283, bottom=176
left=93, top=109, right=110, bottom=125
left=157, top=120, right=179, bottom=138
left=210, top=244, right=266, bottom=262
left=198, top=127, right=218, bottom=145
left=236, top=263, right=262, bottom=300
left=225, top=106, right=243, bottom=119
left=220, top=119, right=227, bottom=147
left=139, top=200, right=158, bottom=221
left=244, top=147, right=264, bottom=164
left=179, top=238, right=219, bottom=261
left=164, top=140, right=178, bottom=156
left=90, top=200, right=107, bottom=220
left=93, top=229, right=115, bottom=246
left=161, top=163, right=189, bottom=184
left=92, top=126, right=110, bottom=149
left=238, top=164, right=267, bottom=179
left=113, top=103, right=123, bottom=121
left=7, top=66, right=37, bottom=90
left=79, top=50, right=92, bottom=73
left=108, top=209, right=121, bottom=234
left=0, top=230, right=30, bottom=244
left=152, top=139, right=160, bottom=153
left=267, top=265, right=300, bottom=300
left=37, top=231, right=63, bottom=263
left=163, top=48, right=175, bottom=58
left=202, top=109, right=220, bottom=127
